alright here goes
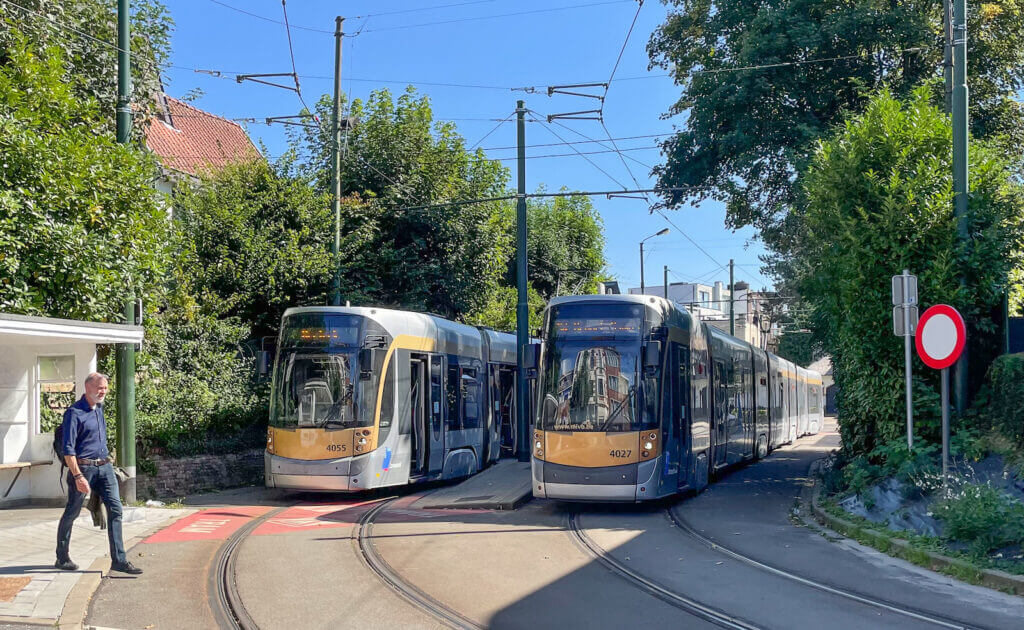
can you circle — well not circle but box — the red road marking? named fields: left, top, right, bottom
left=251, top=501, right=377, bottom=536
left=143, top=506, right=272, bottom=543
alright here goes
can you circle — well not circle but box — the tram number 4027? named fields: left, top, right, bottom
left=609, top=449, right=632, bottom=458
left=326, top=444, right=348, bottom=453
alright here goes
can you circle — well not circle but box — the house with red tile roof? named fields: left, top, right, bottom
left=145, top=94, right=261, bottom=195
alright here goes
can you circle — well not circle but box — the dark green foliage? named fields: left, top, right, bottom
left=0, top=33, right=167, bottom=321
left=648, top=0, right=1024, bottom=234
left=172, top=158, right=334, bottom=340
left=932, top=484, right=1024, bottom=555
left=776, top=332, right=816, bottom=367
left=521, top=193, right=606, bottom=301
left=0, top=0, right=173, bottom=142
left=792, top=89, right=1024, bottom=455
left=295, top=88, right=512, bottom=320
left=972, top=353, right=1024, bottom=449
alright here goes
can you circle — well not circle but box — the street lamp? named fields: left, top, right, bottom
left=639, top=228, right=669, bottom=294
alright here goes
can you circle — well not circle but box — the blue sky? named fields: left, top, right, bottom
left=161, top=0, right=773, bottom=292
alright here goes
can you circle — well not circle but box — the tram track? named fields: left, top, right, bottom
left=665, top=506, right=975, bottom=630
left=566, top=511, right=761, bottom=630
left=209, top=506, right=287, bottom=630
left=356, top=498, right=484, bottom=630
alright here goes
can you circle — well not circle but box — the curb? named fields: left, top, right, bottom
left=56, top=508, right=198, bottom=630
left=804, top=462, right=1024, bottom=596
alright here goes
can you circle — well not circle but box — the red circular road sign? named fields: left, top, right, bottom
left=915, top=304, right=966, bottom=370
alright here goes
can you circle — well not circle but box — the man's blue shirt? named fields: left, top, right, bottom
left=60, top=396, right=109, bottom=460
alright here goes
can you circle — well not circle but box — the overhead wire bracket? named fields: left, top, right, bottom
left=546, top=82, right=607, bottom=99
left=546, top=109, right=603, bottom=122
left=235, top=72, right=299, bottom=92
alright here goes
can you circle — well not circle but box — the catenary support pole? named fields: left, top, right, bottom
left=330, top=17, right=344, bottom=306
left=663, top=266, right=668, bottom=299
left=115, top=0, right=136, bottom=503
left=639, top=241, right=646, bottom=294
left=952, top=0, right=969, bottom=414
left=943, top=0, right=953, bottom=113
left=729, top=259, right=735, bottom=336
left=903, top=270, right=914, bottom=450
left=515, top=100, right=530, bottom=463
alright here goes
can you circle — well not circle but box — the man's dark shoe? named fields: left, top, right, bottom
left=54, top=559, right=78, bottom=571
left=110, top=561, right=143, bottom=575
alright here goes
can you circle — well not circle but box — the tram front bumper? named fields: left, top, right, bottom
left=265, top=451, right=373, bottom=491
left=532, top=457, right=662, bottom=502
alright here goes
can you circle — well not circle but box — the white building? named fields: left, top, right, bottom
left=627, top=281, right=777, bottom=349
left=0, top=314, right=143, bottom=507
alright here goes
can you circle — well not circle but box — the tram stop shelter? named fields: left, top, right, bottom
left=0, top=313, right=143, bottom=508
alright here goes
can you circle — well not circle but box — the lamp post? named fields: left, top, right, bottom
left=639, top=228, right=669, bottom=294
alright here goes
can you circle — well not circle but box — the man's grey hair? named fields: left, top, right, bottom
left=84, top=372, right=109, bottom=386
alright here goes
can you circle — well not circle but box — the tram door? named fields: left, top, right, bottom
left=713, top=360, right=728, bottom=468
left=410, top=354, right=444, bottom=477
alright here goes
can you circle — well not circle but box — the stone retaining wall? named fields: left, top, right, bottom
left=138, top=449, right=263, bottom=499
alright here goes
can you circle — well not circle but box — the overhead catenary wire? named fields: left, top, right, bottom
left=468, top=111, right=518, bottom=150
left=528, top=110, right=630, bottom=189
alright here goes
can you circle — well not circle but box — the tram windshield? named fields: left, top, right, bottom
left=270, top=313, right=374, bottom=429
left=539, top=303, right=651, bottom=432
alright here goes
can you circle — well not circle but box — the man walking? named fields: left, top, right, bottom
left=55, top=372, right=142, bottom=575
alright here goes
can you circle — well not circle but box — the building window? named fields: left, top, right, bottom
left=699, top=291, right=710, bottom=307
left=38, top=356, right=75, bottom=434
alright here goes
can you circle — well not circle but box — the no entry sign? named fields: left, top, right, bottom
left=915, top=304, right=966, bottom=370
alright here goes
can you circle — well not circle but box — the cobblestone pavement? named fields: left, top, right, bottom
left=0, top=505, right=189, bottom=623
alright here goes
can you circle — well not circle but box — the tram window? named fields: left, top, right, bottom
left=447, top=363, right=461, bottom=431
left=379, top=360, right=395, bottom=441
left=430, top=357, right=443, bottom=438
left=461, top=368, right=480, bottom=429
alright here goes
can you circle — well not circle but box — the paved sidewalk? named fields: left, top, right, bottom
left=0, top=504, right=189, bottom=626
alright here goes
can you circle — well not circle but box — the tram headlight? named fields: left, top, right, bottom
left=644, top=441, right=653, bottom=450
left=359, top=437, right=367, bottom=445
left=535, top=440, right=542, bottom=450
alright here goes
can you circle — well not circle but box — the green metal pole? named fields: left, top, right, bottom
left=331, top=17, right=344, bottom=306
left=729, top=258, right=735, bottom=336
left=952, top=0, right=969, bottom=413
left=515, top=101, right=530, bottom=462
left=115, top=0, right=136, bottom=503
left=663, top=266, right=668, bottom=300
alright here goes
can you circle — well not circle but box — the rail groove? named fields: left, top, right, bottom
left=357, top=498, right=484, bottom=630
left=566, top=512, right=760, bottom=630
left=210, top=506, right=286, bottom=630
left=666, top=506, right=973, bottom=630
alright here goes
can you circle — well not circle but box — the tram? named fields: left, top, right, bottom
left=265, top=306, right=523, bottom=491
left=530, top=294, right=823, bottom=502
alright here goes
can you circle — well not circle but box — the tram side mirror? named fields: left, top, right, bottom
left=524, top=343, right=541, bottom=378
left=643, top=341, right=662, bottom=372
left=358, top=348, right=381, bottom=380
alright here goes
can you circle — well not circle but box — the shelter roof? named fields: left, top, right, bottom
left=0, top=313, right=143, bottom=346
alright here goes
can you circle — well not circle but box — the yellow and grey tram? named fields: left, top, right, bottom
left=265, top=306, right=522, bottom=491
left=531, top=294, right=823, bottom=502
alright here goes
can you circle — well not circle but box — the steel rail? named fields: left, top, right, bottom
left=666, top=507, right=974, bottom=630
left=210, top=506, right=287, bottom=630
left=356, top=498, right=484, bottom=630
left=566, top=512, right=760, bottom=630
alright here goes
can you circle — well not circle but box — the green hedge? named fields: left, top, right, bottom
left=978, top=353, right=1024, bottom=449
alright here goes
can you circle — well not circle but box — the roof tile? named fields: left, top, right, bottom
left=145, top=96, right=260, bottom=177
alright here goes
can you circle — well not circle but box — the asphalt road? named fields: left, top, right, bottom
left=85, top=421, right=1024, bottom=629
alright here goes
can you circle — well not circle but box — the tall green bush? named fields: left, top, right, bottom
left=794, top=88, right=1024, bottom=455
left=0, top=33, right=167, bottom=322
left=974, top=353, right=1024, bottom=449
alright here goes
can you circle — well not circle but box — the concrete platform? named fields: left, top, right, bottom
left=414, top=460, right=532, bottom=510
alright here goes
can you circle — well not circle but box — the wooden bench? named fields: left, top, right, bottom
left=1, top=460, right=53, bottom=499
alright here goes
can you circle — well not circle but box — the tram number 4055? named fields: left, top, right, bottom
left=609, top=449, right=631, bottom=458
left=327, top=444, right=348, bottom=453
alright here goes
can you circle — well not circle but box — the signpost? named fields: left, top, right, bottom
left=915, top=304, right=967, bottom=489
left=892, top=270, right=919, bottom=449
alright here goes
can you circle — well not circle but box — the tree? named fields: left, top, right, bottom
left=0, top=34, right=167, bottom=322
left=0, top=0, right=173, bottom=142
left=793, top=88, right=1024, bottom=454
left=648, top=0, right=1024, bottom=235
left=172, top=157, right=335, bottom=340
left=522, top=192, right=607, bottom=300
left=295, top=88, right=513, bottom=320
